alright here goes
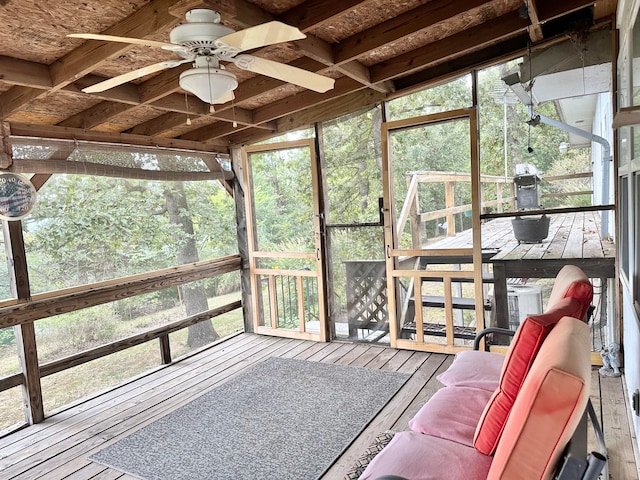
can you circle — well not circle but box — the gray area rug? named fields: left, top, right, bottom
left=90, top=356, right=410, bottom=480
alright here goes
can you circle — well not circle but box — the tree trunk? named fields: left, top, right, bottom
left=163, top=183, right=219, bottom=347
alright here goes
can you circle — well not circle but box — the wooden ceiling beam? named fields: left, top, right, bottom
left=56, top=70, right=186, bottom=131
left=49, top=0, right=184, bottom=89
left=8, top=122, right=229, bottom=154
left=0, top=56, right=51, bottom=89
left=281, top=0, right=375, bottom=32
left=138, top=66, right=189, bottom=104
left=333, top=0, right=494, bottom=65
left=10, top=159, right=232, bottom=181
left=252, top=77, right=366, bottom=125
left=152, top=93, right=208, bottom=115
left=393, top=34, right=530, bottom=93
left=128, top=112, right=194, bottom=136
left=526, top=1, right=545, bottom=42
left=272, top=88, right=386, bottom=139
left=198, top=122, right=260, bottom=142
left=0, top=0, right=185, bottom=120
left=533, top=0, right=595, bottom=23
left=58, top=102, right=133, bottom=129
left=296, top=37, right=389, bottom=93
left=151, top=94, right=262, bottom=127
left=0, top=87, right=45, bottom=119
left=69, top=76, right=141, bottom=104
left=370, top=9, right=529, bottom=84
left=179, top=73, right=360, bottom=141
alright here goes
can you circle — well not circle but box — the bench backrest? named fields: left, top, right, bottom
left=487, top=316, right=591, bottom=480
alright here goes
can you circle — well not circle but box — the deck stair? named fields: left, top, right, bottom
left=400, top=256, right=494, bottom=340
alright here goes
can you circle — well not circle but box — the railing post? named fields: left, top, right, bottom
left=497, top=182, right=504, bottom=213
left=3, top=220, right=44, bottom=424
left=407, top=174, right=422, bottom=247
left=445, top=181, right=455, bottom=236
left=159, top=334, right=171, bottom=364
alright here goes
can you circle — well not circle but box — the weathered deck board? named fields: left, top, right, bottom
left=0, top=334, right=635, bottom=479
left=599, top=374, right=640, bottom=479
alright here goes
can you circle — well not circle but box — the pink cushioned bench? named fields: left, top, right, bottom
left=358, top=266, right=606, bottom=480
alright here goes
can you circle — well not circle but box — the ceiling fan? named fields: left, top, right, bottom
left=68, top=9, right=335, bottom=104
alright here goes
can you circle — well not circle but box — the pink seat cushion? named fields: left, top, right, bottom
left=409, top=386, right=492, bottom=446
left=437, top=350, right=504, bottom=391
left=359, top=431, right=492, bottom=480
left=473, top=296, right=584, bottom=455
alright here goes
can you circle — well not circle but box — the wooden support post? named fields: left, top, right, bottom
left=0, top=122, right=12, bottom=169
left=159, top=334, right=171, bottom=364
left=3, top=220, right=44, bottom=424
left=231, top=146, right=253, bottom=333
left=497, top=183, right=503, bottom=213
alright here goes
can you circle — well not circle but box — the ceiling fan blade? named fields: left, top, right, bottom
left=67, top=33, right=187, bottom=52
left=236, top=56, right=334, bottom=93
left=82, top=60, right=190, bottom=93
left=216, top=21, right=306, bottom=52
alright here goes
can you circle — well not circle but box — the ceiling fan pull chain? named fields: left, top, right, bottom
left=184, top=93, right=192, bottom=125
left=206, top=60, right=216, bottom=113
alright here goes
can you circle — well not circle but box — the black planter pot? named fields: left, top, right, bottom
left=511, top=215, right=550, bottom=243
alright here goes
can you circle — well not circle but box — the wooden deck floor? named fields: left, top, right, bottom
left=0, top=333, right=637, bottom=479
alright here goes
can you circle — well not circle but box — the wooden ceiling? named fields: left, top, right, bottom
left=0, top=0, right=618, bottom=161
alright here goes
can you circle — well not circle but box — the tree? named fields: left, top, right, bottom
left=162, top=182, right=218, bottom=346
left=23, top=173, right=237, bottom=347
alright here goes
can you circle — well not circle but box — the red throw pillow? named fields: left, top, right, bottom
left=473, top=296, right=584, bottom=455
left=563, top=281, right=593, bottom=320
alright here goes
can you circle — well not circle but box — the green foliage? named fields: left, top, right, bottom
left=387, top=76, right=472, bottom=120
left=0, top=328, right=15, bottom=347
left=250, top=148, right=315, bottom=251
left=23, top=175, right=237, bottom=293
left=478, top=65, right=570, bottom=176
left=37, top=306, right=118, bottom=359
left=542, top=147, right=593, bottom=208
left=323, top=108, right=383, bottom=224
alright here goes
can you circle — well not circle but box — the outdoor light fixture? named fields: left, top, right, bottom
left=559, top=142, right=570, bottom=154
left=179, top=68, right=237, bottom=104
left=179, top=57, right=238, bottom=104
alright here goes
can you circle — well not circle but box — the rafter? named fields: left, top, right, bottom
left=0, top=0, right=185, bottom=119
left=0, top=56, right=51, bottom=89
left=393, top=34, right=530, bottom=93
left=526, top=1, right=545, bottom=42
left=281, top=0, right=375, bottom=32
left=0, top=0, right=609, bottom=152
left=8, top=123, right=229, bottom=154
left=371, top=9, right=530, bottom=84
left=58, top=102, right=133, bottom=129
left=533, top=0, right=596, bottom=23
left=333, top=0, right=494, bottom=65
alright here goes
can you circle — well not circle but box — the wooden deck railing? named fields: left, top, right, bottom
left=396, top=171, right=514, bottom=246
left=396, top=171, right=597, bottom=246
left=0, top=254, right=242, bottom=424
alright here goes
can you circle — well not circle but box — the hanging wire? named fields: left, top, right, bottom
left=207, top=59, right=215, bottom=113
left=527, top=37, right=534, bottom=153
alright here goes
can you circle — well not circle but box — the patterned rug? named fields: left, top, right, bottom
left=90, top=357, right=409, bottom=480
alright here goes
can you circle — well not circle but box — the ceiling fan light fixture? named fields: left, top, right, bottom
left=179, top=68, right=238, bottom=104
